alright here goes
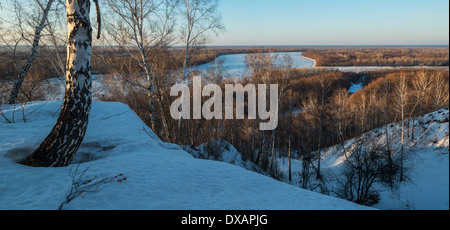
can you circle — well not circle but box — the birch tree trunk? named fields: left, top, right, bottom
left=176, top=21, right=191, bottom=144
left=22, top=0, right=93, bottom=167
left=8, top=0, right=55, bottom=105
left=397, top=72, right=408, bottom=182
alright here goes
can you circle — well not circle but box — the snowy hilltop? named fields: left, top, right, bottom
left=0, top=101, right=371, bottom=210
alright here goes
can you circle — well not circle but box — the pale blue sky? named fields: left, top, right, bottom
left=1, top=0, right=448, bottom=46
left=211, top=0, right=450, bottom=46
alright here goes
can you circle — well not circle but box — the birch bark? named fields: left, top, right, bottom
left=22, top=0, right=93, bottom=167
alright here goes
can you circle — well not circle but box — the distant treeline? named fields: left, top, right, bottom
left=2, top=46, right=448, bottom=81
left=0, top=47, right=308, bottom=81
left=302, top=47, right=449, bottom=67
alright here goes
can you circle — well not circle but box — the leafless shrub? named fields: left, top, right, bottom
left=335, top=137, right=399, bottom=206
left=0, top=80, right=13, bottom=123
left=401, top=199, right=416, bottom=210
left=59, top=163, right=126, bottom=210
left=299, top=152, right=314, bottom=189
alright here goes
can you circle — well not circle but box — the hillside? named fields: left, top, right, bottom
left=182, top=107, right=449, bottom=210
left=277, top=107, right=449, bottom=210
left=0, top=101, right=371, bottom=210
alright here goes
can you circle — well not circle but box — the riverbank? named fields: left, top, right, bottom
left=301, top=56, right=317, bottom=68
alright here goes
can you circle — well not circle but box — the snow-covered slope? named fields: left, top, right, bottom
left=183, top=139, right=269, bottom=176
left=278, top=108, right=449, bottom=210
left=372, top=108, right=449, bottom=210
left=0, top=101, right=371, bottom=210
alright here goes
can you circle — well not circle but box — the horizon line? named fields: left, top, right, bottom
left=203, top=44, right=450, bottom=48
left=1, top=44, right=449, bottom=49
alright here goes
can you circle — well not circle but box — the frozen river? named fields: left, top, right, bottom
left=193, top=52, right=316, bottom=78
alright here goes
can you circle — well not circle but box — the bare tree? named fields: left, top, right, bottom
left=330, top=88, right=349, bottom=142
left=430, top=72, right=449, bottom=111
left=312, top=74, right=333, bottom=179
left=274, top=54, right=293, bottom=177
left=244, top=51, right=279, bottom=169
left=378, top=78, right=395, bottom=181
left=336, top=137, right=393, bottom=206
left=205, top=59, right=228, bottom=84
left=22, top=0, right=97, bottom=167
left=396, top=72, right=408, bottom=182
left=0, top=0, right=56, bottom=105
left=408, top=70, right=432, bottom=139
left=176, top=0, right=225, bottom=143
left=285, top=90, right=297, bottom=182
left=352, top=91, right=370, bottom=135
left=412, top=71, right=432, bottom=117
left=104, top=0, right=178, bottom=132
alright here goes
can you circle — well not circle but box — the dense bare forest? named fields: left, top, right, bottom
left=97, top=53, right=449, bottom=180
left=302, top=47, right=449, bottom=66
